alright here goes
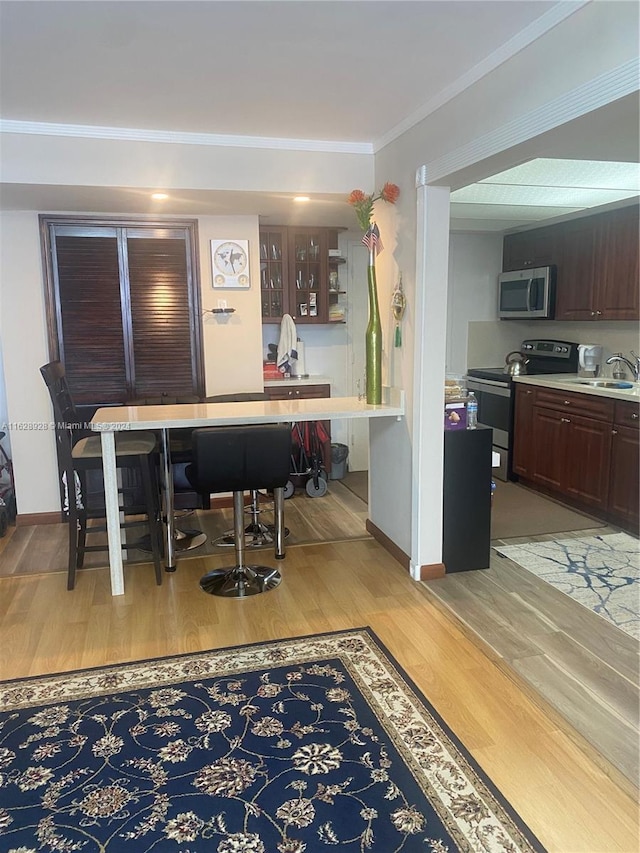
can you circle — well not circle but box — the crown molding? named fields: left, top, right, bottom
left=417, top=58, right=640, bottom=187
left=0, top=120, right=373, bottom=156
left=375, top=0, right=590, bottom=153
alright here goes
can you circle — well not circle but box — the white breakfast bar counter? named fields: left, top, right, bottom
left=91, top=390, right=405, bottom=595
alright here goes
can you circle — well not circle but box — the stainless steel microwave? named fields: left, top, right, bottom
left=498, top=266, right=555, bottom=319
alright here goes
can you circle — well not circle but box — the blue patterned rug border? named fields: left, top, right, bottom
left=0, top=627, right=546, bottom=852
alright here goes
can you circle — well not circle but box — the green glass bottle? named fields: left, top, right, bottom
left=366, top=255, right=382, bottom=405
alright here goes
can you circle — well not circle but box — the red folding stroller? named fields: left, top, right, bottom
left=284, top=420, right=331, bottom=498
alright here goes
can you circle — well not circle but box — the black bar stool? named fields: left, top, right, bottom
left=185, top=424, right=291, bottom=597
left=40, top=361, right=163, bottom=590
left=205, top=393, right=289, bottom=548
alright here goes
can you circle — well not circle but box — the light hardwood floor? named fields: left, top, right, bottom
left=423, top=526, right=640, bottom=789
left=0, top=535, right=638, bottom=852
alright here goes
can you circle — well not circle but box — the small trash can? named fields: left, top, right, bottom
left=330, top=443, right=349, bottom=480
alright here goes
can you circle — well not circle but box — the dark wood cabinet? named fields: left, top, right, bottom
left=264, top=383, right=330, bottom=401
left=502, top=225, right=557, bottom=271
left=555, top=205, right=639, bottom=321
left=512, top=385, right=536, bottom=478
left=514, top=384, right=639, bottom=531
left=260, top=226, right=345, bottom=325
left=503, top=204, right=639, bottom=322
left=608, top=401, right=640, bottom=533
left=562, top=411, right=612, bottom=511
left=259, top=227, right=288, bottom=322
left=289, top=227, right=328, bottom=324
left=529, top=388, right=613, bottom=511
left=594, top=206, right=640, bottom=320
left=553, top=216, right=597, bottom=320
left=529, top=405, right=567, bottom=493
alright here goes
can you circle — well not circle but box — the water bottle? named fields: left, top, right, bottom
left=467, top=391, right=478, bottom=429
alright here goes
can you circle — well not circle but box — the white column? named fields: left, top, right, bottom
left=100, top=430, right=125, bottom=595
left=410, top=181, right=450, bottom=579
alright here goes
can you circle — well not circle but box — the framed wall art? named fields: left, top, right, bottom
left=211, top=239, right=250, bottom=288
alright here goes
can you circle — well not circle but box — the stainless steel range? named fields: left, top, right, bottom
left=466, top=339, right=578, bottom=481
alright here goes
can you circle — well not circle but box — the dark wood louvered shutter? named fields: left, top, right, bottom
left=126, top=233, right=199, bottom=397
left=42, top=217, right=204, bottom=408
left=55, top=233, right=128, bottom=405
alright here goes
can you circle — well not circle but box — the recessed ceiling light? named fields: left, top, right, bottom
left=151, top=192, right=169, bottom=200
left=294, top=196, right=310, bottom=203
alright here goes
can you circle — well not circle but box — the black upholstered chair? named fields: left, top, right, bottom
left=185, top=424, right=291, bottom=597
left=204, top=392, right=288, bottom=548
left=40, top=361, right=163, bottom=590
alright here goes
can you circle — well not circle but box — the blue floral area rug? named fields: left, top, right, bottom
left=495, top=532, right=640, bottom=639
left=0, top=629, right=545, bottom=852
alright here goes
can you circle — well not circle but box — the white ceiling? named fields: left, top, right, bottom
left=0, top=0, right=638, bottom=231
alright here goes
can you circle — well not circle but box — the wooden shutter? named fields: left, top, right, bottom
left=54, top=232, right=128, bottom=405
left=126, top=232, right=199, bottom=397
left=42, top=217, right=204, bottom=407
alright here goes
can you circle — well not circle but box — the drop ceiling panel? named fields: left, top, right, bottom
left=450, top=183, right=639, bottom=208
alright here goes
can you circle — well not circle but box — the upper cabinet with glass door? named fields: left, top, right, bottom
left=289, top=227, right=327, bottom=324
left=259, top=226, right=345, bottom=324
left=260, top=227, right=288, bottom=322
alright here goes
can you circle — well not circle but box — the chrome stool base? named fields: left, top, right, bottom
left=214, top=522, right=290, bottom=548
left=215, top=488, right=289, bottom=548
left=199, top=489, right=285, bottom=597
left=199, top=565, right=281, bottom=597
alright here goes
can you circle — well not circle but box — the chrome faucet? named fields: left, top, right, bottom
left=605, top=351, right=640, bottom=381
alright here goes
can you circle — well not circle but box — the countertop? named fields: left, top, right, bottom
left=91, top=387, right=405, bottom=431
left=263, top=375, right=331, bottom=388
left=512, top=373, right=640, bottom=403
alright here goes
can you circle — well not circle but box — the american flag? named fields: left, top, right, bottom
left=361, top=223, right=383, bottom=255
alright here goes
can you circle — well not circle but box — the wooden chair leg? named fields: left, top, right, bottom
left=67, top=504, right=82, bottom=591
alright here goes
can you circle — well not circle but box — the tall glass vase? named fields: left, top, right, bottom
left=366, top=252, right=382, bottom=405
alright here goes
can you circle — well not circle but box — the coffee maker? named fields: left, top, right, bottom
left=578, top=344, right=603, bottom=377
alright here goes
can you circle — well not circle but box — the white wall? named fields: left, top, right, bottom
left=197, top=215, right=264, bottom=397
left=446, top=232, right=503, bottom=375
left=0, top=133, right=372, bottom=198
left=0, top=212, right=60, bottom=514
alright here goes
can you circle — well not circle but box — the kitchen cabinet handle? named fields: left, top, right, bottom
left=612, top=429, right=618, bottom=435
left=564, top=400, right=571, bottom=406
left=560, top=417, right=571, bottom=423
left=590, top=311, right=596, bottom=316
left=631, top=413, right=638, bottom=420
left=596, top=310, right=602, bottom=316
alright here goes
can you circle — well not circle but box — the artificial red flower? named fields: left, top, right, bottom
left=348, top=189, right=367, bottom=205
left=347, top=183, right=400, bottom=232
left=381, top=182, right=400, bottom=204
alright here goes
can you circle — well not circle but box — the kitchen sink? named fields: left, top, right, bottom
left=570, top=379, right=634, bottom=389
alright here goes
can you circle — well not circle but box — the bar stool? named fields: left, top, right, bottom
left=205, top=393, right=289, bottom=548
left=40, top=361, right=163, bottom=590
left=185, top=424, right=291, bottom=597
